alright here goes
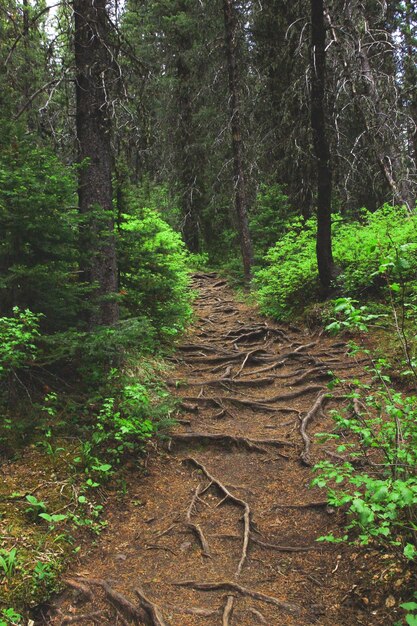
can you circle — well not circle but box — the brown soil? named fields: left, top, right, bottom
left=41, top=273, right=405, bottom=626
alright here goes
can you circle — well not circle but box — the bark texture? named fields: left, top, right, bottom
left=310, top=0, right=334, bottom=289
left=223, top=0, right=253, bottom=281
left=74, top=0, right=119, bottom=326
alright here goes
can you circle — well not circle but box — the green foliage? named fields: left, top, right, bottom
left=325, top=297, right=385, bottom=334
left=255, top=217, right=319, bottom=318
left=0, top=134, right=82, bottom=330
left=0, top=607, right=22, bottom=626
left=312, top=288, right=417, bottom=625
left=0, top=308, right=41, bottom=380
left=249, top=183, right=294, bottom=258
left=0, top=549, right=18, bottom=582
left=255, top=205, right=417, bottom=320
left=333, top=206, right=417, bottom=295
left=118, top=200, right=192, bottom=338
left=90, top=383, right=155, bottom=461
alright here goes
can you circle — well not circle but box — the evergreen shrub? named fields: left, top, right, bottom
left=249, top=183, right=294, bottom=258
left=0, top=134, right=82, bottom=330
left=118, top=199, right=192, bottom=339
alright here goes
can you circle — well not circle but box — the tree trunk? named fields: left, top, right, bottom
left=74, top=0, right=119, bottom=326
left=223, top=0, right=253, bottom=281
left=310, top=0, right=334, bottom=289
left=176, top=39, right=200, bottom=253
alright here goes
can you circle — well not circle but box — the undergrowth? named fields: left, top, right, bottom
left=0, top=192, right=191, bottom=620
left=312, top=280, right=417, bottom=625
left=255, top=205, right=417, bottom=321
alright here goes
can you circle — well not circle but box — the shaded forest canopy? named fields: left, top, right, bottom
left=1, top=0, right=417, bottom=624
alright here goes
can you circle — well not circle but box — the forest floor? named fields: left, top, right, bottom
left=41, top=273, right=407, bottom=625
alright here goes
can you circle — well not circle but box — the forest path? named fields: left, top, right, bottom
left=45, top=273, right=372, bottom=626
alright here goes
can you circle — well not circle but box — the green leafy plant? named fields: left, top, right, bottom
left=25, top=494, right=47, bottom=518
left=0, top=548, right=18, bottom=581
left=38, top=512, right=68, bottom=526
left=0, top=308, right=42, bottom=380
left=255, top=205, right=417, bottom=320
left=325, top=297, right=385, bottom=333
left=33, top=560, right=54, bottom=583
left=249, top=183, right=294, bottom=259
left=0, top=608, right=22, bottom=626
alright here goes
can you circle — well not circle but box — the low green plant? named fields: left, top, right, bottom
left=312, top=293, right=417, bottom=625
left=325, top=297, right=385, bottom=334
left=0, top=608, right=22, bottom=626
left=118, top=200, right=192, bottom=339
left=398, top=594, right=417, bottom=625
left=0, top=548, right=18, bottom=581
left=25, top=494, right=47, bottom=518
left=91, top=382, right=156, bottom=463
left=33, top=560, right=54, bottom=584
left=312, top=386, right=417, bottom=550
left=0, top=308, right=41, bottom=380
left=38, top=512, right=68, bottom=526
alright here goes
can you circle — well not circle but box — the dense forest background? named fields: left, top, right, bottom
left=1, top=1, right=417, bottom=623
left=2, top=0, right=417, bottom=322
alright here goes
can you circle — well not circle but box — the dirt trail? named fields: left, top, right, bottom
left=44, top=273, right=377, bottom=625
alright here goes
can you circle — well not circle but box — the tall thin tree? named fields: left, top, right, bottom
left=223, top=0, right=253, bottom=281
left=310, top=0, right=334, bottom=288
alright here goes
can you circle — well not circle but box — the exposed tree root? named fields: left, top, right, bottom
left=60, top=611, right=105, bottom=625
left=64, top=579, right=93, bottom=601
left=65, top=578, right=166, bottom=626
left=182, top=395, right=279, bottom=413
left=251, top=536, right=321, bottom=552
left=179, top=401, right=200, bottom=412
left=185, top=457, right=251, bottom=576
left=166, top=605, right=221, bottom=616
left=290, top=368, right=330, bottom=386
left=178, top=343, right=230, bottom=354
left=300, top=392, right=330, bottom=465
left=173, top=581, right=301, bottom=615
left=222, top=595, right=235, bottom=626
left=261, top=385, right=325, bottom=403
left=171, top=433, right=293, bottom=452
left=183, top=376, right=276, bottom=388
left=248, top=607, right=267, bottom=623
left=184, top=350, right=272, bottom=365
left=185, top=484, right=212, bottom=557
left=134, top=587, right=168, bottom=626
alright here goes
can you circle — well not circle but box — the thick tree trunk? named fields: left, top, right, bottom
left=74, top=0, right=119, bottom=326
left=310, top=0, right=334, bottom=289
left=223, top=0, right=253, bottom=282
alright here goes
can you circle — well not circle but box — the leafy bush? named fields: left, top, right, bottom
left=0, top=308, right=41, bottom=380
left=313, top=386, right=417, bottom=553
left=333, top=205, right=417, bottom=295
left=255, top=205, right=417, bottom=320
left=255, top=217, right=320, bottom=319
left=118, top=201, right=192, bottom=338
